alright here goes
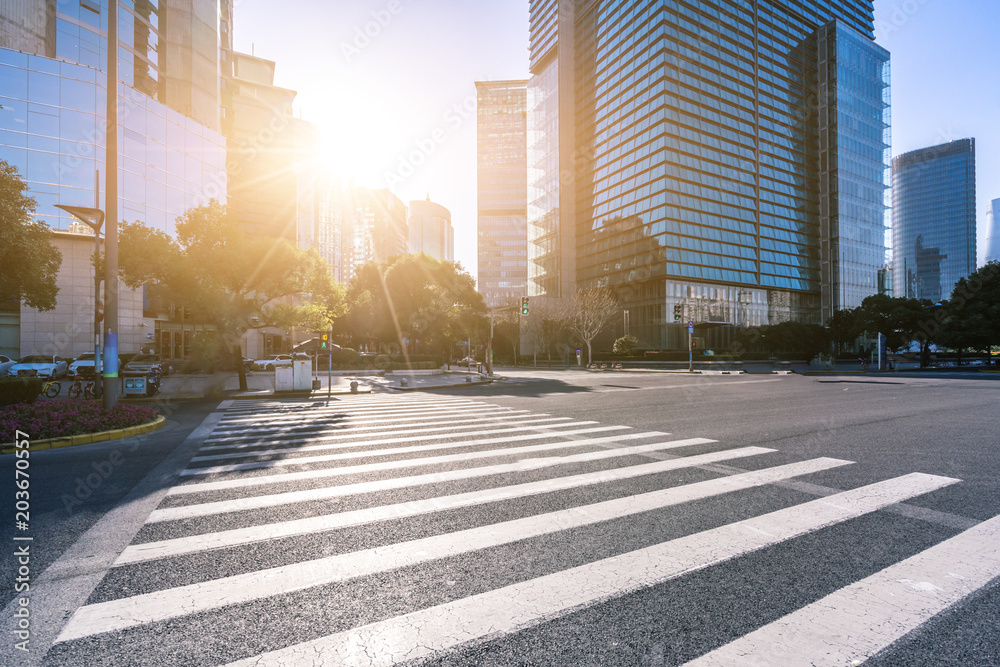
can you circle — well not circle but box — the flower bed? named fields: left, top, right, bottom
left=0, top=400, right=159, bottom=441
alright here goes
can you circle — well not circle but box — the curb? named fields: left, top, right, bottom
left=0, top=414, right=166, bottom=455
left=388, top=379, right=494, bottom=391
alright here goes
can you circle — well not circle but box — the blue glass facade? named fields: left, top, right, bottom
left=817, top=20, right=891, bottom=319
left=892, top=139, right=977, bottom=302
left=0, top=48, right=227, bottom=235
left=529, top=0, right=888, bottom=349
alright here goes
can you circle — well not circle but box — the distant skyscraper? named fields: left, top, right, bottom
left=408, top=197, right=454, bottom=263
left=986, top=198, right=1000, bottom=265
left=892, top=139, right=977, bottom=302
left=527, top=1, right=890, bottom=349
left=340, top=187, right=408, bottom=283
left=476, top=80, right=528, bottom=307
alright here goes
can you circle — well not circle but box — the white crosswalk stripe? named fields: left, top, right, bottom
left=48, top=395, right=999, bottom=666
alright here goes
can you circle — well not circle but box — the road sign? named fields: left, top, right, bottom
left=688, top=320, right=694, bottom=333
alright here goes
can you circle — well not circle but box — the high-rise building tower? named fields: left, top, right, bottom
left=225, top=52, right=304, bottom=240
left=892, top=139, right=977, bottom=302
left=527, top=1, right=890, bottom=349
left=340, top=187, right=408, bottom=283
left=476, top=79, right=529, bottom=308
left=409, top=197, right=454, bottom=263
left=986, top=198, right=1000, bottom=265
left=0, top=0, right=230, bottom=359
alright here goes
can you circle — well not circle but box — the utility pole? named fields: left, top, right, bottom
left=103, top=0, right=120, bottom=408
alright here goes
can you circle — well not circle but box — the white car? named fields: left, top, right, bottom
left=0, top=355, right=16, bottom=376
left=252, top=354, right=293, bottom=371
left=9, top=355, right=68, bottom=379
left=68, top=353, right=97, bottom=376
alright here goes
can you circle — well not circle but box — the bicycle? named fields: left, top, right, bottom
left=40, top=379, right=61, bottom=398
left=67, top=374, right=96, bottom=399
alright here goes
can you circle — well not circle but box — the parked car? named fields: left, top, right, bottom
left=68, top=353, right=96, bottom=376
left=251, top=354, right=293, bottom=371
left=8, top=355, right=68, bottom=378
left=0, top=355, right=16, bottom=376
left=122, top=353, right=166, bottom=375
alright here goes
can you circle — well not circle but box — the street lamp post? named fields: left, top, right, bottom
left=55, top=205, right=104, bottom=398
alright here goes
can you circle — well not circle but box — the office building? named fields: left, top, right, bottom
left=408, top=196, right=454, bottom=263
left=476, top=79, right=529, bottom=307
left=527, top=1, right=890, bottom=349
left=892, top=139, right=977, bottom=302
left=341, top=187, right=408, bottom=282
left=0, top=0, right=231, bottom=359
left=226, top=51, right=307, bottom=241
left=986, top=198, right=1000, bottom=265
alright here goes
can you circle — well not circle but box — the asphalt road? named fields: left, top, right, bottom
left=2, top=369, right=998, bottom=666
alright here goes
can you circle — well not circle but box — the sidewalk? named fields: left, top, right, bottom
left=145, top=369, right=494, bottom=400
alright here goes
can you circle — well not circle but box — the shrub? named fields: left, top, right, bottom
left=0, top=377, right=43, bottom=407
left=613, top=335, right=639, bottom=355
left=0, top=400, right=158, bottom=440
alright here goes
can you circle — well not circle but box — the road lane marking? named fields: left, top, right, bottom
left=683, top=513, right=1000, bottom=666
left=122, top=440, right=738, bottom=562
left=180, top=425, right=628, bottom=475
left=220, top=397, right=478, bottom=417
left=211, top=472, right=958, bottom=667
left=164, top=431, right=669, bottom=497
left=210, top=404, right=507, bottom=435
left=58, top=458, right=868, bottom=641
left=157, top=433, right=685, bottom=512
left=194, top=420, right=586, bottom=462
left=200, top=412, right=543, bottom=449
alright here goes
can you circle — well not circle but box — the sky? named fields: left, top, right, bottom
left=233, top=0, right=1000, bottom=277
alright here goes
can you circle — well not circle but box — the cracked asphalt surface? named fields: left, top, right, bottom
left=2, top=369, right=999, bottom=666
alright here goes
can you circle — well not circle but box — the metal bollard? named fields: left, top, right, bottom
left=350, top=380, right=359, bottom=393
left=400, top=377, right=408, bottom=387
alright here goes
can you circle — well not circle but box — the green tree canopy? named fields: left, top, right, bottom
left=937, top=262, right=1000, bottom=358
left=0, top=160, right=62, bottom=311
left=342, top=254, right=485, bottom=358
left=117, top=201, right=344, bottom=387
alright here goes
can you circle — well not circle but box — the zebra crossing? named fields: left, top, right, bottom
left=47, top=395, right=1000, bottom=665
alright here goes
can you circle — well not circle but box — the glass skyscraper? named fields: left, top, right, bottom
left=0, top=0, right=230, bottom=358
left=476, top=79, right=529, bottom=307
left=527, top=0, right=890, bottom=349
left=892, top=139, right=977, bottom=302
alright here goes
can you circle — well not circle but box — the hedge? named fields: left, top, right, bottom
left=0, top=378, right=43, bottom=407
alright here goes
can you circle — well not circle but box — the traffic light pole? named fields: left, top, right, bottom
left=688, top=328, right=693, bottom=373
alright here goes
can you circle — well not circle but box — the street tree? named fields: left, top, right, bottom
left=117, top=201, right=344, bottom=390
left=565, top=287, right=620, bottom=365
left=759, top=321, right=829, bottom=361
left=342, top=254, right=486, bottom=361
left=0, top=159, right=62, bottom=311
left=826, top=308, right=861, bottom=354
left=523, top=297, right=569, bottom=366
left=937, top=262, right=1000, bottom=364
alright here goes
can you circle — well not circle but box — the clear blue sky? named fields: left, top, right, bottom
left=233, top=0, right=999, bottom=275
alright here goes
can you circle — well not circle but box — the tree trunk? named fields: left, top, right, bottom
left=235, top=344, right=247, bottom=391
left=920, top=341, right=930, bottom=368
left=586, top=340, right=593, bottom=366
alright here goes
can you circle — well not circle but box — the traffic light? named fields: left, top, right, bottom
left=673, top=304, right=682, bottom=322
left=521, top=297, right=530, bottom=316
left=320, top=333, right=328, bottom=349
